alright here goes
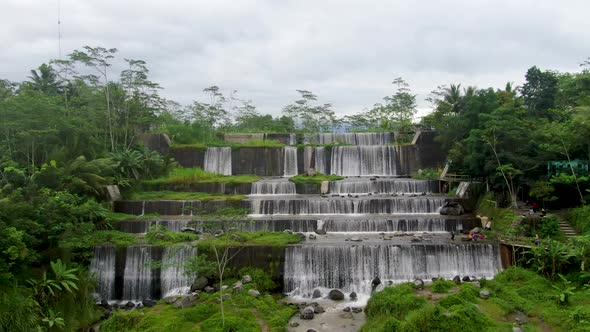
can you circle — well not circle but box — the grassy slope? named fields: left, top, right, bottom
left=101, top=285, right=297, bottom=332
left=362, top=267, right=590, bottom=332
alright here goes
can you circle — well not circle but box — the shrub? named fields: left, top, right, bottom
left=365, top=283, right=427, bottom=319
left=431, top=278, right=455, bottom=293
left=238, top=267, right=276, bottom=292
left=539, top=215, right=561, bottom=238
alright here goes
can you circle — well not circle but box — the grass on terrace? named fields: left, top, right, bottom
left=289, top=173, right=344, bottom=185
left=129, top=191, right=246, bottom=201
left=143, top=167, right=260, bottom=186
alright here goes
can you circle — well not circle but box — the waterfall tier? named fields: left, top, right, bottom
left=90, top=246, right=116, bottom=300
left=91, top=245, right=196, bottom=301
left=250, top=179, right=296, bottom=195
left=203, top=147, right=232, bottom=175
left=283, top=147, right=298, bottom=177
left=329, top=178, right=438, bottom=195
left=248, top=196, right=445, bottom=215
left=284, top=243, right=502, bottom=296
left=331, top=146, right=403, bottom=176
left=303, top=132, right=393, bottom=145
left=303, top=146, right=327, bottom=174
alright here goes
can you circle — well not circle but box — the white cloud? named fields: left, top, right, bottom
left=1, top=0, right=588, bottom=118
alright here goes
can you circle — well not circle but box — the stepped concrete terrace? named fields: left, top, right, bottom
left=95, top=131, right=503, bottom=314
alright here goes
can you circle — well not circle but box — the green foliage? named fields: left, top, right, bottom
left=102, top=290, right=297, bottom=332
left=431, top=278, right=455, bottom=293
left=569, top=205, right=590, bottom=234
left=538, top=215, right=561, bottom=238
left=282, top=90, right=337, bottom=133
left=412, top=168, right=440, bottom=180
left=197, top=231, right=301, bottom=249
left=288, top=173, right=344, bottom=185
left=364, top=283, right=427, bottom=319
left=551, top=274, right=576, bottom=305
left=0, top=286, right=39, bottom=332
left=143, top=167, right=260, bottom=187
left=145, top=225, right=198, bottom=246
left=129, top=191, right=246, bottom=201
left=238, top=267, right=276, bottom=292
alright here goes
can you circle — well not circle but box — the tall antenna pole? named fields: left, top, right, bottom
left=57, top=0, right=62, bottom=58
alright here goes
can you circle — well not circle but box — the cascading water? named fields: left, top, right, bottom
left=204, top=147, right=232, bottom=175
left=284, top=243, right=502, bottom=296
left=329, top=178, right=438, bottom=195
left=283, top=147, right=298, bottom=177
left=90, top=245, right=116, bottom=300
left=250, top=179, right=296, bottom=195
left=248, top=197, right=445, bottom=215
left=303, top=146, right=327, bottom=174
left=331, top=146, right=400, bottom=176
left=161, top=245, right=198, bottom=297
left=117, top=219, right=193, bottom=233
left=303, top=132, right=393, bottom=145
left=123, top=245, right=155, bottom=301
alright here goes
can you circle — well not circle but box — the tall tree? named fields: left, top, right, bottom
left=69, top=46, right=118, bottom=151
left=521, top=66, right=558, bottom=119
left=283, top=90, right=336, bottom=132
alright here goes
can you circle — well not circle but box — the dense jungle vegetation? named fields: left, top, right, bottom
left=1, top=46, right=590, bottom=331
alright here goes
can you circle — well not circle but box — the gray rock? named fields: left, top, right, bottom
left=453, top=275, right=462, bottom=285
left=190, top=276, right=208, bottom=292
left=440, top=200, right=465, bottom=216
left=248, top=289, right=261, bottom=298
left=350, top=237, right=362, bottom=242
left=315, top=228, right=327, bottom=235
left=165, top=296, right=180, bottom=304
left=472, top=282, right=481, bottom=288
left=174, top=294, right=198, bottom=308
left=512, top=328, right=523, bottom=332
left=204, top=286, right=215, bottom=293
left=328, top=289, right=345, bottom=301
left=313, top=305, right=325, bottom=314
left=312, top=289, right=322, bottom=299
left=349, top=291, right=357, bottom=300
left=414, top=278, right=424, bottom=290
left=462, top=276, right=471, bottom=282
left=289, top=322, right=299, bottom=327
left=188, top=292, right=199, bottom=302
left=352, top=307, right=363, bottom=313
left=480, top=289, right=490, bottom=299
left=222, top=294, right=231, bottom=300
left=181, top=227, right=200, bottom=234
left=142, top=299, right=157, bottom=308
left=241, top=275, right=252, bottom=284
left=300, top=306, right=315, bottom=320
left=307, top=329, right=318, bottom=332
left=232, top=281, right=243, bottom=293
left=308, top=234, right=317, bottom=240
left=221, top=285, right=229, bottom=291
left=124, top=301, right=135, bottom=309
left=343, top=307, right=351, bottom=312
left=283, top=229, right=293, bottom=234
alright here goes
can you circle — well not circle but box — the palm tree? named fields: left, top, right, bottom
left=28, top=64, right=60, bottom=95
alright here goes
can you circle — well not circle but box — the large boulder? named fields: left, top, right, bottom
left=241, top=275, right=252, bottom=284
left=414, top=279, right=424, bottom=290
left=439, top=200, right=465, bottom=216
left=300, top=306, right=315, bottom=320
left=328, top=289, right=345, bottom=301
left=312, top=289, right=322, bottom=299
left=174, top=292, right=200, bottom=308
left=190, top=276, right=209, bottom=292
left=315, top=228, right=327, bottom=235
left=480, top=289, right=490, bottom=299
left=142, top=299, right=157, bottom=308
left=248, top=289, right=261, bottom=298
left=452, top=275, right=462, bottom=285
left=349, top=291, right=357, bottom=301
left=233, top=281, right=243, bottom=294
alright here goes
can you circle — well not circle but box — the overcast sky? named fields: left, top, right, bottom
left=1, top=0, right=589, bottom=118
